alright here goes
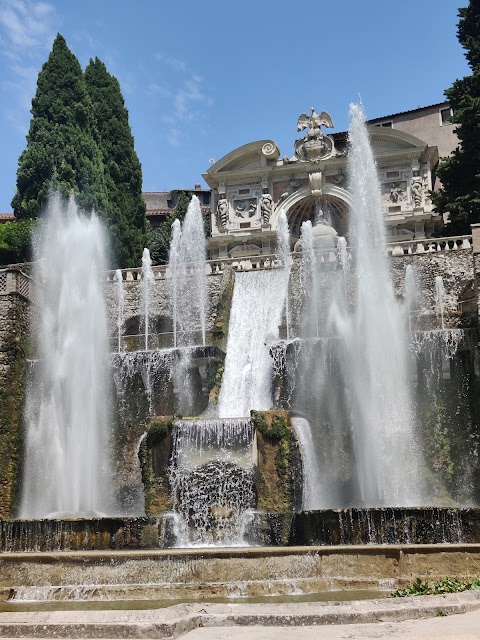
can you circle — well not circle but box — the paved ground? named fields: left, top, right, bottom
left=182, top=609, right=480, bottom=639
left=0, top=592, right=480, bottom=638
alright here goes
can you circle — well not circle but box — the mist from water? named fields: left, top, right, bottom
left=19, top=193, right=115, bottom=518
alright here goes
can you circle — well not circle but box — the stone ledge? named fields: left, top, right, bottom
left=0, top=592, right=479, bottom=638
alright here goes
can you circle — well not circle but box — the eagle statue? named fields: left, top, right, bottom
left=297, top=108, right=334, bottom=136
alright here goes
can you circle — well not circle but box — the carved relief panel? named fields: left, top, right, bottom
left=213, top=187, right=263, bottom=234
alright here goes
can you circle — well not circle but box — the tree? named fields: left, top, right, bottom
left=432, top=1, right=480, bottom=231
left=12, top=35, right=109, bottom=219
left=0, top=220, right=37, bottom=266
left=147, top=191, right=192, bottom=265
left=84, top=58, right=146, bottom=267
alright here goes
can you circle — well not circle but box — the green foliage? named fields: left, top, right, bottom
left=432, top=2, right=480, bottom=229
left=146, top=192, right=193, bottom=266
left=12, top=35, right=109, bottom=220
left=145, top=418, right=172, bottom=448
left=391, top=576, right=480, bottom=597
left=0, top=300, right=29, bottom=517
left=0, top=220, right=37, bottom=265
left=252, top=410, right=289, bottom=440
left=84, top=58, right=146, bottom=268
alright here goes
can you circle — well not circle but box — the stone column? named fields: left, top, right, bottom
left=470, top=224, right=480, bottom=329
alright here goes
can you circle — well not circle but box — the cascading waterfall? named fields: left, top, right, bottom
left=19, top=193, right=115, bottom=518
left=170, top=418, right=255, bottom=547
left=114, top=269, right=125, bottom=353
left=330, top=104, right=426, bottom=507
left=140, top=248, right=155, bottom=351
left=291, top=417, right=322, bottom=510
left=218, top=269, right=289, bottom=418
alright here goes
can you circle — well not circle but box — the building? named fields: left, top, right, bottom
left=143, top=185, right=211, bottom=229
left=203, top=101, right=458, bottom=258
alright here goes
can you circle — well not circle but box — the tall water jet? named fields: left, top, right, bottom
left=169, top=219, right=181, bottom=348
left=299, top=220, right=319, bottom=337
left=435, top=275, right=446, bottom=330
left=332, top=104, right=425, bottom=506
left=277, top=209, right=291, bottom=339
left=114, top=269, right=125, bottom=353
left=404, top=265, right=416, bottom=334
left=168, top=196, right=207, bottom=348
left=19, top=193, right=115, bottom=518
left=140, top=248, right=155, bottom=351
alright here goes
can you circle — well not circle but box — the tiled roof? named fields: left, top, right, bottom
left=367, top=101, right=449, bottom=123
left=146, top=206, right=210, bottom=216
left=0, top=213, right=15, bottom=221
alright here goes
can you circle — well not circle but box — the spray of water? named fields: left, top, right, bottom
left=140, top=248, right=155, bottom=351
left=330, top=104, right=425, bottom=506
left=168, top=196, right=207, bottom=347
left=114, top=269, right=125, bottom=353
left=19, top=193, right=115, bottom=518
left=435, top=275, right=446, bottom=330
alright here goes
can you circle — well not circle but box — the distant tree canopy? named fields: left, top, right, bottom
left=432, top=1, right=480, bottom=231
left=147, top=191, right=192, bottom=266
left=10, top=34, right=146, bottom=268
left=0, top=220, right=37, bottom=265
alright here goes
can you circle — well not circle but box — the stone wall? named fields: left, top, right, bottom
left=0, top=294, right=31, bottom=518
left=288, top=248, right=475, bottom=336
left=104, top=269, right=232, bottom=350
left=390, top=250, right=475, bottom=329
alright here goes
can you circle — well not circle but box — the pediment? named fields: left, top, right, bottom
left=368, top=128, right=427, bottom=155
left=219, top=154, right=262, bottom=173
left=207, top=140, right=278, bottom=177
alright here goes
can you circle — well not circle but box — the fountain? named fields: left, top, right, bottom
left=140, top=248, right=155, bottom=351
left=114, top=268, right=125, bottom=352
left=2, top=105, right=480, bottom=607
left=19, top=193, right=115, bottom=518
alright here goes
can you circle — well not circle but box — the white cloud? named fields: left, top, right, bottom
left=0, top=0, right=56, bottom=54
left=0, top=0, right=58, bottom=133
left=151, top=52, right=213, bottom=146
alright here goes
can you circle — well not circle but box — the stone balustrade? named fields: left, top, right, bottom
left=387, top=235, right=472, bottom=257
left=0, top=268, right=40, bottom=305
left=2, top=235, right=474, bottom=286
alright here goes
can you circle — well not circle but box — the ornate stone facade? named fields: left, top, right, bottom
left=203, top=106, right=446, bottom=258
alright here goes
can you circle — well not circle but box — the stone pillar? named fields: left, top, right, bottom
left=470, top=224, right=480, bottom=330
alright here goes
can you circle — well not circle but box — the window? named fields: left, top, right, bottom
left=440, top=107, right=453, bottom=125
left=202, top=193, right=211, bottom=205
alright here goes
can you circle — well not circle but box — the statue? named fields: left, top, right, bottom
left=294, top=107, right=336, bottom=162
left=216, top=197, right=229, bottom=229
left=260, top=193, right=273, bottom=225
left=389, top=183, right=404, bottom=203
left=297, top=107, right=334, bottom=140
left=411, top=176, right=424, bottom=208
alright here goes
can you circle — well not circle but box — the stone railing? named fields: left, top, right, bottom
left=0, top=268, right=40, bottom=305
left=387, top=235, right=472, bottom=257
left=7, top=235, right=473, bottom=287
left=104, top=254, right=284, bottom=281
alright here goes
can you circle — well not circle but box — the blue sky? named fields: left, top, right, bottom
left=0, top=0, right=471, bottom=212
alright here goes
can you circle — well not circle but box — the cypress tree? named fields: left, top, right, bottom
left=84, top=58, right=146, bottom=267
left=11, top=34, right=109, bottom=219
left=432, top=1, right=480, bottom=230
